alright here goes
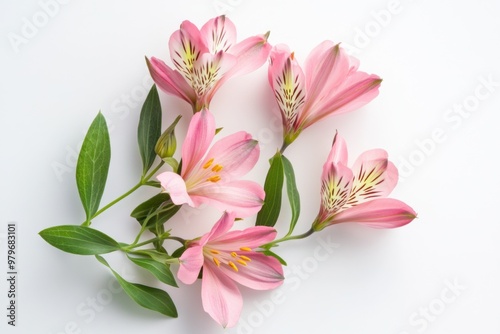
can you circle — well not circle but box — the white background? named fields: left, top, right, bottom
left=1, top=0, right=500, bottom=333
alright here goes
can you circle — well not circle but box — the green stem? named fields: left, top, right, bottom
left=122, top=236, right=162, bottom=251
left=262, top=227, right=315, bottom=249
left=165, top=236, right=187, bottom=245
left=83, top=161, right=165, bottom=226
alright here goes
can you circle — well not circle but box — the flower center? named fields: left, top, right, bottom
left=206, top=247, right=252, bottom=272
left=202, top=158, right=223, bottom=183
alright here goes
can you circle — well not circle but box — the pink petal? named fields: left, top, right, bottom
left=200, top=15, right=236, bottom=53
left=319, top=162, right=353, bottom=219
left=302, top=42, right=350, bottom=115
left=178, top=244, right=204, bottom=284
left=200, top=211, right=236, bottom=245
left=190, top=180, right=265, bottom=218
left=345, top=149, right=398, bottom=208
left=202, top=263, right=242, bottom=328
left=225, top=33, right=272, bottom=78
left=268, top=45, right=306, bottom=133
left=157, top=172, right=194, bottom=207
left=146, top=57, right=196, bottom=105
left=192, top=51, right=237, bottom=106
left=323, top=132, right=348, bottom=168
left=306, top=73, right=381, bottom=127
left=332, top=198, right=417, bottom=228
left=218, top=252, right=284, bottom=290
left=203, top=131, right=260, bottom=180
left=181, top=109, right=215, bottom=177
left=169, top=20, right=208, bottom=84
left=210, top=226, right=277, bottom=249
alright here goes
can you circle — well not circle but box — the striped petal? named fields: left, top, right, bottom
left=146, top=57, right=196, bottom=106
left=319, top=162, right=353, bottom=219
left=268, top=45, right=306, bottom=133
left=191, top=51, right=237, bottom=105
left=169, top=20, right=208, bottom=85
left=200, top=15, right=236, bottom=53
left=343, top=149, right=398, bottom=208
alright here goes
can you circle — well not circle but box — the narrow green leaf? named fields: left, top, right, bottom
left=138, top=85, right=162, bottom=175
left=76, top=112, right=111, bottom=222
left=132, top=249, right=173, bottom=263
left=262, top=249, right=287, bottom=266
left=131, top=193, right=181, bottom=228
left=39, top=225, right=120, bottom=255
left=282, top=156, right=301, bottom=236
left=255, top=152, right=284, bottom=227
left=95, top=255, right=177, bottom=317
left=127, top=255, right=178, bottom=287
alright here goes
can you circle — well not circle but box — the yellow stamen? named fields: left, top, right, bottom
left=228, top=261, right=238, bottom=272
left=230, top=252, right=238, bottom=258
left=210, top=250, right=220, bottom=254
left=240, top=255, right=251, bottom=262
left=213, top=257, right=221, bottom=267
left=207, top=175, right=221, bottom=182
left=291, top=52, right=295, bottom=60
left=237, top=259, right=247, bottom=266
left=239, top=247, right=252, bottom=252
left=203, top=158, right=214, bottom=169
left=211, top=164, right=223, bottom=172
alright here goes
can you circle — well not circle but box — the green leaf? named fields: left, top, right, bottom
left=39, top=225, right=120, bottom=255
left=76, top=112, right=111, bottom=223
left=262, top=249, right=287, bottom=266
left=255, top=152, right=284, bottom=227
left=96, top=255, right=177, bottom=317
left=131, top=193, right=181, bottom=228
left=138, top=85, right=162, bottom=175
left=282, top=156, right=301, bottom=236
left=127, top=255, right=178, bottom=287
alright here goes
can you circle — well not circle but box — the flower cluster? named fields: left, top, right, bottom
left=40, top=15, right=416, bottom=329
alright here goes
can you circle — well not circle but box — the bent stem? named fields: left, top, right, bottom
left=82, top=161, right=165, bottom=226
left=262, top=227, right=315, bottom=249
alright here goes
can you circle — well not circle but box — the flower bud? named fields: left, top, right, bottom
left=155, top=115, right=182, bottom=159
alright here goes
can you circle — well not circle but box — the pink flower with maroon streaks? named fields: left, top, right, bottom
left=312, top=132, right=416, bottom=231
left=268, top=42, right=382, bottom=148
left=177, top=212, right=283, bottom=327
left=147, top=15, right=271, bottom=112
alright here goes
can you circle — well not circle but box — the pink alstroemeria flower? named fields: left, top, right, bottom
left=157, top=109, right=265, bottom=217
left=147, top=15, right=271, bottom=112
left=268, top=42, right=382, bottom=147
left=312, top=133, right=416, bottom=231
left=177, top=212, right=284, bottom=327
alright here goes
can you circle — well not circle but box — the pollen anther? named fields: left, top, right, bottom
left=211, top=164, right=223, bottom=172
left=237, top=259, right=247, bottom=266
left=228, top=261, right=238, bottom=272
left=207, top=175, right=221, bottom=182
left=239, top=255, right=251, bottom=262
left=230, top=252, right=238, bottom=258
left=213, top=257, right=221, bottom=267
left=203, top=158, right=214, bottom=169
left=239, top=247, right=252, bottom=252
